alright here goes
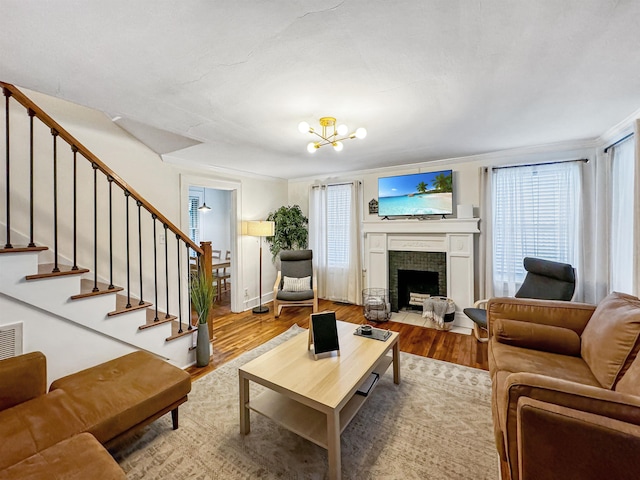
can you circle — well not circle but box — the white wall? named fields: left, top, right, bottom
left=200, top=188, right=231, bottom=254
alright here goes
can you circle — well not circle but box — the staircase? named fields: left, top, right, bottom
left=0, top=83, right=212, bottom=376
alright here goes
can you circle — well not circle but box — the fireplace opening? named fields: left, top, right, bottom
left=397, top=269, right=440, bottom=311
left=388, top=250, right=447, bottom=312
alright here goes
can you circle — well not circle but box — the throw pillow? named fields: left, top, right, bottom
left=616, top=354, right=640, bottom=396
left=494, top=318, right=581, bottom=356
left=581, top=292, right=640, bottom=389
left=282, top=276, right=311, bottom=292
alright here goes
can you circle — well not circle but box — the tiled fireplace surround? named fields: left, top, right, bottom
left=362, top=219, right=480, bottom=328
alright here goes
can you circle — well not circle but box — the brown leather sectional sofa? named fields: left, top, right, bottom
left=487, top=292, right=640, bottom=480
left=0, top=350, right=191, bottom=479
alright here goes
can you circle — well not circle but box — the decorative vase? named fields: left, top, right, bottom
left=196, top=322, right=210, bottom=367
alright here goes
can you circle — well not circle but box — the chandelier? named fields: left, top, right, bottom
left=298, top=117, right=367, bottom=153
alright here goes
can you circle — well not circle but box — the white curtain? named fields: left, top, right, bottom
left=309, top=182, right=362, bottom=304
left=580, top=149, right=612, bottom=304
left=491, top=161, right=582, bottom=297
left=610, top=136, right=636, bottom=294
left=478, top=167, right=494, bottom=299
left=582, top=130, right=638, bottom=302
left=309, top=185, right=328, bottom=298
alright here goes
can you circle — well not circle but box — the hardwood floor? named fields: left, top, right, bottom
left=186, top=290, right=488, bottom=381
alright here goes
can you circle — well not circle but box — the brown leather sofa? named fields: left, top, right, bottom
left=487, top=292, right=640, bottom=480
left=0, top=350, right=191, bottom=479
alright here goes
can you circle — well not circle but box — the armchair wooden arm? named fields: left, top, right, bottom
left=0, top=351, right=47, bottom=411
left=272, top=271, right=282, bottom=300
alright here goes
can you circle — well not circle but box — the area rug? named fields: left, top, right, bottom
left=112, top=325, right=498, bottom=479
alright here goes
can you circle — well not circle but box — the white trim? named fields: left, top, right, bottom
left=596, top=107, right=640, bottom=149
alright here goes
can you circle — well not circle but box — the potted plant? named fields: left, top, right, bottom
left=265, top=204, right=309, bottom=262
left=190, top=268, right=216, bottom=367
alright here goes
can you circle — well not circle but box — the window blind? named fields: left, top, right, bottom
left=492, top=161, right=580, bottom=295
left=326, top=184, right=351, bottom=267
left=188, top=196, right=200, bottom=248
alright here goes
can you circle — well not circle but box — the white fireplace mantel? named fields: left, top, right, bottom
left=362, top=218, right=480, bottom=328
left=362, top=218, right=480, bottom=235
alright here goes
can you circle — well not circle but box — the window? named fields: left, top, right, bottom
left=492, top=161, right=581, bottom=296
left=326, top=184, right=351, bottom=267
left=610, top=137, right=635, bottom=293
left=188, top=195, right=200, bottom=249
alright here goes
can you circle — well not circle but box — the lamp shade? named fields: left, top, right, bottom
left=246, top=220, right=275, bottom=237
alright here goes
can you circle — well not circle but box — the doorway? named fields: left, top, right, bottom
left=189, top=186, right=232, bottom=305
left=181, top=175, right=242, bottom=313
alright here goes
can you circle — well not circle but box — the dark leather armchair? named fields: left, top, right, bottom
left=464, top=257, right=576, bottom=341
left=273, top=249, right=318, bottom=318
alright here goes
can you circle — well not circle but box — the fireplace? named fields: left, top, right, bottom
left=362, top=219, right=479, bottom=328
left=389, top=251, right=446, bottom=312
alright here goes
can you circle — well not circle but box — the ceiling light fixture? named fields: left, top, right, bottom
left=298, top=117, right=367, bottom=154
left=198, top=189, right=211, bottom=212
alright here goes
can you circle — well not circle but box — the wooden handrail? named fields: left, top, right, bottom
left=1, top=82, right=202, bottom=255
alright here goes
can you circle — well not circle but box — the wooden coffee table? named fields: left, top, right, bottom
left=239, top=321, right=400, bottom=480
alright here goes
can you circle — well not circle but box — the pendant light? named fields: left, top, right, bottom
left=198, top=189, right=211, bottom=212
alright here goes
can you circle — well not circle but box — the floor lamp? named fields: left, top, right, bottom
left=246, top=220, right=275, bottom=314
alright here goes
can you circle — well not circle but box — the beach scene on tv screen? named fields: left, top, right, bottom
left=378, top=170, right=453, bottom=216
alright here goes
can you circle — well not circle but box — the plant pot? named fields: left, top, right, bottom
left=196, top=323, right=210, bottom=367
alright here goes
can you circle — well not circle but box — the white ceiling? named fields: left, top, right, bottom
left=2, top=1, right=640, bottom=180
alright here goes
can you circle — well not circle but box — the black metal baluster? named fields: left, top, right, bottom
left=107, top=177, right=114, bottom=289
left=124, top=191, right=131, bottom=308
left=164, top=223, right=170, bottom=318
left=137, top=201, right=144, bottom=305
left=176, top=235, right=183, bottom=333
left=3, top=88, right=12, bottom=249
left=152, top=214, right=159, bottom=322
left=51, top=129, right=59, bottom=272
left=28, top=109, right=36, bottom=248
left=92, top=163, right=98, bottom=291
left=187, top=244, right=192, bottom=331
left=70, top=146, right=78, bottom=268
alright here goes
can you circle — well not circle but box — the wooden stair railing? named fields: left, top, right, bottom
left=1, top=82, right=214, bottom=341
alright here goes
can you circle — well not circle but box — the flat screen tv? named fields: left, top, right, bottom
left=378, top=170, right=453, bottom=217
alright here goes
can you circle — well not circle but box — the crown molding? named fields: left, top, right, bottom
left=289, top=138, right=597, bottom=183
left=595, top=107, right=640, bottom=149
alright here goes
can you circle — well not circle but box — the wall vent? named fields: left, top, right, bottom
left=0, top=323, right=23, bottom=360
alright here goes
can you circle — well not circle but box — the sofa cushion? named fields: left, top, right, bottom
left=0, top=390, right=87, bottom=470
left=494, top=318, right=581, bottom=356
left=277, top=289, right=314, bottom=301
left=0, top=432, right=125, bottom=480
left=49, top=351, right=191, bottom=444
left=615, top=353, right=640, bottom=396
left=0, top=352, right=47, bottom=411
left=489, top=339, right=600, bottom=387
left=581, top=292, right=640, bottom=389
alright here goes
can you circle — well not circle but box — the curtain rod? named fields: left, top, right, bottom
left=311, top=180, right=361, bottom=189
left=490, top=158, right=589, bottom=171
left=604, top=132, right=634, bottom=153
